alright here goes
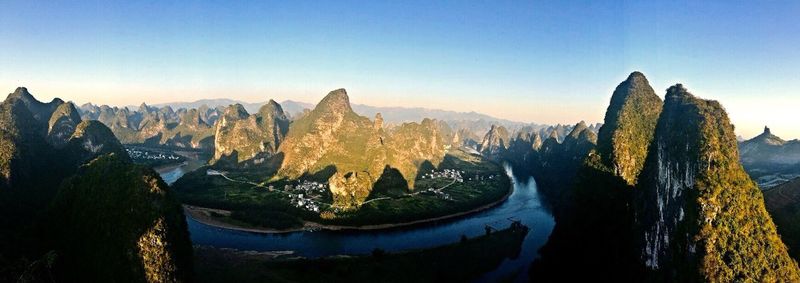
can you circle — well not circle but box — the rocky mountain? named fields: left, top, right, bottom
left=270, top=98, right=567, bottom=146
left=634, top=84, right=799, bottom=281
left=478, top=125, right=510, bottom=158
left=9, top=87, right=64, bottom=122
left=533, top=72, right=663, bottom=280
left=0, top=88, right=114, bottom=192
left=277, top=89, right=388, bottom=208
left=0, top=88, right=55, bottom=191
left=739, top=126, right=800, bottom=165
left=504, top=131, right=542, bottom=166
left=97, top=96, right=587, bottom=158
left=157, top=97, right=543, bottom=137
left=66, top=120, right=128, bottom=162
left=532, top=73, right=800, bottom=282
left=278, top=89, right=364, bottom=175
left=533, top=122, right=597, bottom=198
left=480, top=120, right=595, bottom=178
left=0, top=88, right=193, bottom=282
left=276, top=89, right=450, bottom=208
left=212, top=101, right=290, bottom=165
left=154, top=98, right=250, bottom=113
left=595, top=71, right=663, bottom=185
left=279, top=99, right=547, bottom=134
left=383, top=118, right=450, bottom=188
left=80, top=102, right=217, bottom=150
left=47, top=102, right=83, bottom=147
left=50, top=154, right=193, bottom=282
left=738, top=127, right=800, bottom=188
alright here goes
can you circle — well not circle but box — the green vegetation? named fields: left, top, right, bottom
left=193, top=223, right=528, bottom=283
left=50, top=154, right=193, bottom=282
left=331, top=151, right=509, bottom=226
left=531, top=74, right=800, bottom=282
left=212, top=101, right=289, bottom=164
left=635, top=84, right=799, bottom=281
left=173, top=149, right=510, bottom=229
left=83, top=102, right=217, bottom=150
left=764, top=178, right=800, bottom=261
left=525, top=121, right=597, bottom=210
left=173, top=166, right=317, bottom=230
left=532, top=72, right=661, bottom=280
left=595, top=71, right=663, bottom=185
left=0, top=88, right=194, bottom=282
left=275, top=89, right=452, bottom=208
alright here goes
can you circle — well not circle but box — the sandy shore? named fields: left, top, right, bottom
left=184, top=185, right=514, bottom=234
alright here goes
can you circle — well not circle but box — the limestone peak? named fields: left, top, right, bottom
left=315, top=88, right=353, bottom=114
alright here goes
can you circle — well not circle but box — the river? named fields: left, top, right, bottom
left=159, top=163, right=555, bottom=282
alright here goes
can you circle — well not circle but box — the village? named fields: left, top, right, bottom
left=207, top=167, right=501, bottom=213
left=126, top=147, right=183, bottom=162
left=418, top=168, right=466, bottom=201
left=283, top=180, right=327, bottom=213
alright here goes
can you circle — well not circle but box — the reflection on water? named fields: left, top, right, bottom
left=156, top=160, right=205, bottom=185
left=161, top=163, right=555, bottom=281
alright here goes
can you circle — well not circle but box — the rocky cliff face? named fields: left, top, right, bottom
left=0, top=91, right=52, bottom=190
left=531, top=122, right=597, bottom=204
left=479, top=124, right=510, bottom=159
left=384, top=118, right=448, bottom=189
left=47, top=102, right=83, bottom=148
left=504, top=132, right=538, bottom=166
left=0, top=88, right=193, bottom=282
left=79, top=102, right=220, bottom=150
left=738, top=126, right=800, bottom=170
left=67, top=120, right=129, bottom=163
left=256, top=101, right=291, bottom=153
left=532, top=72, right=661, bottom=282
left=537, top=124, right=597, bottom=172
left=328, top=171, right=374, bottom=209
left=278, top=89, right=386, bottom=208
left=278, top=89, right=449, bottom=208
left=7, top=87, right=63, bottom=124
left=596, top=71, right=663, bottom=185
left=635, top=84, right=799, bottom=281
left=212, top=101, right=289, bottom=165
left=532, top=73, right=664, bottom=281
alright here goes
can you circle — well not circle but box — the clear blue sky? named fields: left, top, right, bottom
left=1, top=1, right=798, bottom=138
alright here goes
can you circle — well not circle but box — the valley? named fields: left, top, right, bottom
left=172, top=147, right=511, bottom=231
left=5, top=2, right=800, bottom=282
left=3, top=72, right=799, bottom=282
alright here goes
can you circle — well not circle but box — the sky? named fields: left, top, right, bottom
left=1, top=1, right=798, bottom=139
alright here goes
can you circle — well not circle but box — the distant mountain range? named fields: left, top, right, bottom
left=4, top=71, right=799, bottom=282
left=740, top=126, right=800, bottom=165
left=739, top=126, right=800, bottom=188
left=152, top=98, right=563, bottom=135
left=84, top=97, right=598, bottom=152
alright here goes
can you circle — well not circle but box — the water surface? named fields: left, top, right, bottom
left=163, top=163, right=555, bottom=281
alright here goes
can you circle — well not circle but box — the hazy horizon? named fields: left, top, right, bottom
left=2, top=1, right=798, bottom=139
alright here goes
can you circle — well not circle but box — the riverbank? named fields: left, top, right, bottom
left=183, top=182, right=514, bottom=234
left=192, top=222, right=529, bottom=283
